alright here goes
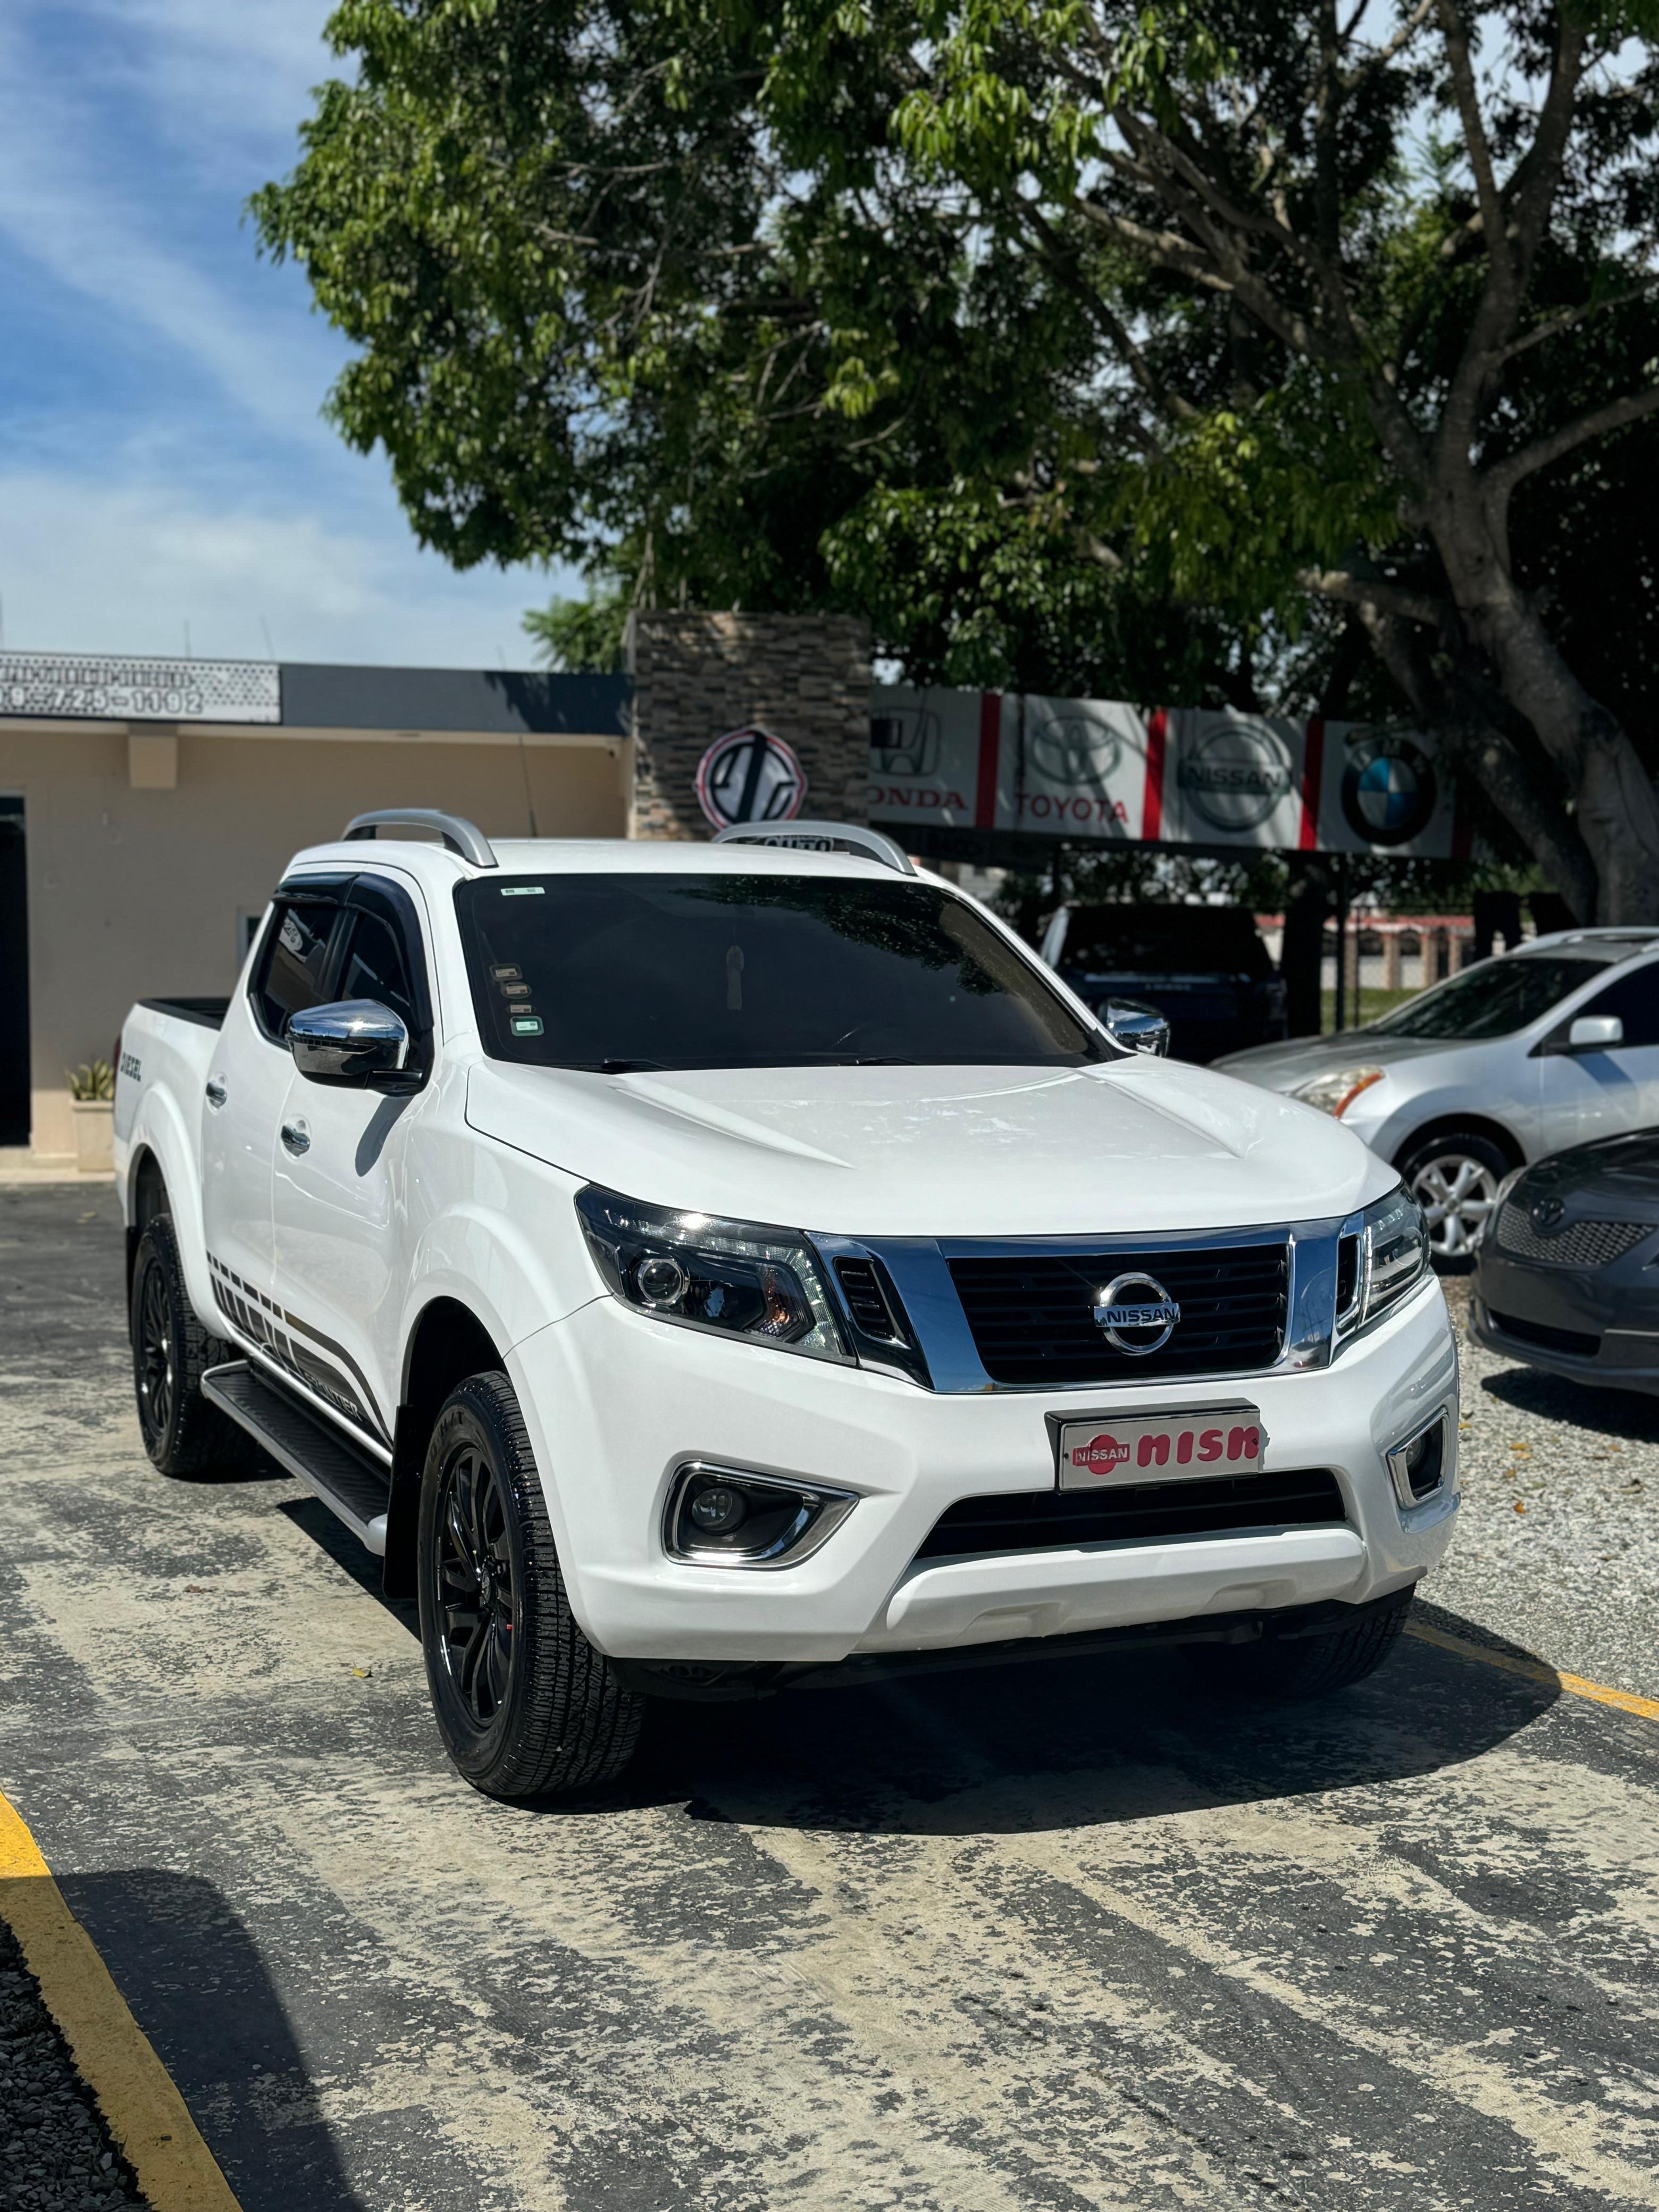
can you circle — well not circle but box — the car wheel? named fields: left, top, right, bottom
left=129, top=1215, right=253, bottom=1476
left=1188, top=1589, right=1415, bottom=1702
left=1398, top=1130, right=1511, bottom=1263
left=417, top=1372, right=644, bottom=1801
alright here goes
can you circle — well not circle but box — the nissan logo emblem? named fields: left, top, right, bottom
left=1091, top=1271, right=1182, bottom=1355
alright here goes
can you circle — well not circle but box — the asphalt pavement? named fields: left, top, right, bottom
left=1, top=1183, right=1656, bottom=2211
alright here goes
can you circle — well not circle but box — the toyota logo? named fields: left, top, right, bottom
left=1091, top=1271, right=1182, bottom=1355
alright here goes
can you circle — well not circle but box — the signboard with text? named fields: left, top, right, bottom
left=0, top=652, right=281, bottom=724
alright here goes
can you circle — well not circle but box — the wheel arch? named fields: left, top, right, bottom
left=1392, top=1113, right=1524, bottom=1175
left=383, top=1295, right=507, bottom=1602
left=124, top=1145, right=171, bottom=1297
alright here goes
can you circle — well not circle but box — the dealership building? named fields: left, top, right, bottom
left=1, top=613, right=1456, bottom=1163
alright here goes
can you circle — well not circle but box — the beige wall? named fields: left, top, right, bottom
left=0, top=722, right=626, bottom=1157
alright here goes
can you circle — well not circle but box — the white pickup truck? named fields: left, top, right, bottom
left=114, top=809, right=1459, bottom=1800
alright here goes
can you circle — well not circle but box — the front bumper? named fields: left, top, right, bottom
left=1471, top=1247, right=1659, bottom=1395
left=509, top=1277, right=1460, bottom=1664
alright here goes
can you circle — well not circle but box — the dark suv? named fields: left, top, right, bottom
left=1041, top=903, right=1288, bottom=1065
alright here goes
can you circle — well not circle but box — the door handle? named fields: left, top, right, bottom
left=205, top=1076, right=228, bottom=1109
left=280, top=1119, right=311, bottom=1157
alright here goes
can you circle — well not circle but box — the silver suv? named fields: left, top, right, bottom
left=1216, top=929, right=1659, bottom=1256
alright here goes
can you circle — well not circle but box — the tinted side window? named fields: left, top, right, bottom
left=337, top=911, right=418, bottom=1034
left=252, top=901, right=340, bottom=1040
left=1577, top=965, right=1659, bottom=1048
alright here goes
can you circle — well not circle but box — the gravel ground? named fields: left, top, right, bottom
left=1432, top=1271, right=1659, bottom=1701
left=0, top=1921, right=146, bottom=2211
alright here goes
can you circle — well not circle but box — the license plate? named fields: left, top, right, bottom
left=1057, top=1405, right=1266, bottom=1489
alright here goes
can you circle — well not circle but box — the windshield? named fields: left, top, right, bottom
left=455, top=873, right=1107, bottom=1071
left=1063, top=905, right=1272, bottom=978
left=1366, top=954, right=1610, bottom=1040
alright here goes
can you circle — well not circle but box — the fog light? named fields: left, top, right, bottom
left=689, top=1484, right=746, bottom=1534
left=1387, top=1413, right=1449, bottom=1508
left=665, top=1463, right=859, bottom=1566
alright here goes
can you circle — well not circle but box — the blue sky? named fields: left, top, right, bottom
left=0, top=0, right=568, bottom=668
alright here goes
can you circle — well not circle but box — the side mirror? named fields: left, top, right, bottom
left=287, top=999, right=410, bottom=1087
left=1568, top=1013, right=1623, bottom=1052
left=1103, top=998, right=1171, bottom=1058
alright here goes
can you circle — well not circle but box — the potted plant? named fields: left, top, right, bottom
left=66, top=1060, right=115, bottom=1173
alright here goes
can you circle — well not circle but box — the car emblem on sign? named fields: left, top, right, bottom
left=1091, top=1271, right=1182, bottom=1355
left=695, top=726, right=808, bottom=830
left=1339, top=729, right=1438, bottom=848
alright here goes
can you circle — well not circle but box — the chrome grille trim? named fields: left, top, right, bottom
left=810, top=1216, right=1356, bottom=1395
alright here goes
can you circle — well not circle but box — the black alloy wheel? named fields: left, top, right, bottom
left=129, top=1213, right=250, bottom=1477
left=136, top=1253, right=175, bottom=1445
left=434, top=1440, right=518, bottom=1730
left=416, top=1373, right=643, bottom=1800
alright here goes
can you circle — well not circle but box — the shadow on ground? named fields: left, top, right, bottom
left=1479, top=1360, right=1659, bottom=1437
left=52, top=1871, right=370, bottom=2212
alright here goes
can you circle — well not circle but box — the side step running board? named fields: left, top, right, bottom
left=203, top=1361, right=391, bottom=1556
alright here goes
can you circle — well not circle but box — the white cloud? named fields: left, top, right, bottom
left=0, top=471, right=569, bottom=668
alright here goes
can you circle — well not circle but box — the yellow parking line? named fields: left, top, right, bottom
left=1406, top=1620, right=1659, bottom=1722
left=0, top=1786, right=243, bottom=2211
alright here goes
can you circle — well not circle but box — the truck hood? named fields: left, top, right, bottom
left=464, top=1058, right=1388, bottom=1237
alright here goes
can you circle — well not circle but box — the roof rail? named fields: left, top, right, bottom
left=342, top=809, right=497, bottom=869
left=711, top=820, right=915, bottom=876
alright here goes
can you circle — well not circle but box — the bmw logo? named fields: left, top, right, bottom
left=1340, top=731, right=1438, bottom=848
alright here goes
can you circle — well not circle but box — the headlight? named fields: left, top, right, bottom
left=1336, top=1185, right=1430, bottom=1338
left=575, top=1187, right=852, bottom=1364
left=1294, top=1065, right=1384, bottom=1117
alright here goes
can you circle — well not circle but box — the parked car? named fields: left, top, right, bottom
left=1471, top=1130, right=1659, bottom=1394
left=115, top=809, right=1456, bottom=1803
left=1216, top=929, right=1659, bottom=1260
left=1040, top=902, right=1287, bottom=1064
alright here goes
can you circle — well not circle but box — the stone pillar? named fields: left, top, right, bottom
left=626, top=612, right=872, bottom=840
left=1447, top=929, right=1467, bottom=974
left=1381, top=929, right=1402, bottom=991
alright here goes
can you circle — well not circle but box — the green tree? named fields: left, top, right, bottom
left=254, top=2, right=1659, bottom=917
left=778, top=0, right=1659, bottom=918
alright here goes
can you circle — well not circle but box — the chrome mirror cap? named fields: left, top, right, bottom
left=1103, top=998, right=1171, bottom=1057
left=287, top=999, right=410, bottom=1086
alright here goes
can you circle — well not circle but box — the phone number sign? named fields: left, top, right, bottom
left=0, top=652, right=281, bottom=724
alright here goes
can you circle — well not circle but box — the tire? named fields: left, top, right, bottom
left=416, top=1373, right=644, bottom=1801
left=1188, top=1589, right=1415, bottom=1702
left=1397, top=1129, right=1512, bottom=1263
left=129, top=1215, right=253, bottom=1477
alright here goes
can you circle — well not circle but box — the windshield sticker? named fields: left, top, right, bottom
left=501, top=885, right=545, bottom=897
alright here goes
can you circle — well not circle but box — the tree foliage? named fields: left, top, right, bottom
left=255, top=1, right=1659, bottom=915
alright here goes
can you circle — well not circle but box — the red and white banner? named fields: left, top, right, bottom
left=867, top=689, right=1463, bottom=857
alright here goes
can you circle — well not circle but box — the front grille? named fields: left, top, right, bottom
left=1489, top=1307, right=1600, bottom=1359
left=1494, top=1203, right=1650, bottom=1269
left=834, top=1257, right=906, bottom=1344
left=915, top=1468, right=1345, bottom=1561
left=949, top=1241, right=1287, bottom=1387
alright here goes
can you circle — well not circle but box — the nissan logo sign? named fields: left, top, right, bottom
left=1091, top=1271, right=1182, bottom=1355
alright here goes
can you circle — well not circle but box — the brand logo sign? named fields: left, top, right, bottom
left=1177, top=723, right=1295, bottom=831
left=695, top=727, right=808, bottom=830
left=1027, top=709, right=1124, bottom=789
left=1339, top=730, right=1438, bottom=847
left=1531, top=1195, right=1565, bottom=1229
left=1091, top=1270, right=1181, bottom=1355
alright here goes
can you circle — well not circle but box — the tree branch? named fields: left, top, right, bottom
left=1487, top=385, right=1659, bottom=503
left=1435, top=0, right=1509, bottom=291
left=1301, top=568, right=1444, bottom=626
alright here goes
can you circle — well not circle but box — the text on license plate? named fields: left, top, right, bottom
left=1058, top=1407, right=1265, bottom=1489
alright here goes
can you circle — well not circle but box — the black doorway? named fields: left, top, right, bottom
left=0, top=799, right=28, bottom=1147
